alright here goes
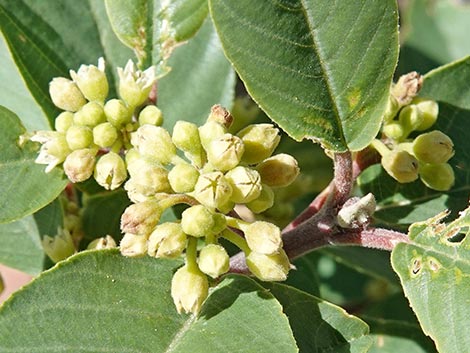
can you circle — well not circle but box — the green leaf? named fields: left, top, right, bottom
left=105, top=0, right=208, bottom=74
left=0, top=216, right=44, bottom=275
left=0, top=107, right=67, bottom=224
left=81, top=189, right=130, bottom=246
left=209, top=0, right=399, bottom=151
left=419, top=56, right=470, bottom=111
left=401, top=0, right=470, bottom=66
left=265, top=283, right=372, bottom=353
left=358, top=102, right=470, bottom=227
left=0, top=250, right=298, bottom=352
left=0, top=0, right=132, bottom=125
left=391, top=206, right=470, bottom=353
left=159, top=17, right=235, bottom=129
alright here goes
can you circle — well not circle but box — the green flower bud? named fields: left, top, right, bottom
left=225, top=166, right=262, bottom=203
left=207, top=104, right=233, bottom=128
left=63, top=148, right=97, bottom=183
left=237, top=124, right=280, bottom=164
left=42, top=228, right=75, bottom=263
left=69, top=58, right=109, bottom=102
left=117, top=60, right=156, bottom=107
left=198, top=244, right=229, bottom=278
left=33, top=132, right=71, bottom=173
left=131, top=125, right=176, bottom=165
left=104, top=98, right=132, bottom=127
left=171, top=264, right=209, bottom=314
left=87, top=235, right=117, bottom=250
left=382, top=150, right=419, bottom=183
left=199, top=120, right=227, bottom=150
left=94, top=152, right=127, bottom=190
left=398, top=105, right=422, bottom=136
left=206, top=133, right=245, bottom=171
left=138, top=105, right=163, bottom=126
left=414, top=98, right=438, bottom=131
left=148, top=222, right=187, bottom=258
left=55, top=112, right=74, bottom=133
left=243, top=221, right=282, bottom=255
left=382, top=95, right=400, bottom=123
left=413, top=130, right=454, bottom=164
left=256, top=154, right=300, bottom=188
left=181, top=205, right=220, bottom=238
left=337, top=193, right=376, bottom=229
left=193, top=172, right=233, bottom=209
left=120, top=200, right=162, bottom=235
left=93, top=122, right=119, bottom=148
left=246, top=249, right=290, bottom=282
left=172, top=121, right=205, bottom=166
left=246, top=184, right=275, bottom=213
left=419, top=163, right=455, bottom=191
left=125, top=158, right=171, bottom=202
left=49, top=77, right=86, bottom=112
left=119, top=233, right=148, bottom=258
left=168, top=163, right=199, bottom=193
left=74, top=101, right=106, bottom=127
left=65, top=125, right=93, bottom=150
left=382, top=122, right=405, bottom=140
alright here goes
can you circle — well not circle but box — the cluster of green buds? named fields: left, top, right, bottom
left=30, top=58, right=157, bottom=190
left=28, top=59, right=300, bottom=315
left=372, top=72, right=455, bottom=191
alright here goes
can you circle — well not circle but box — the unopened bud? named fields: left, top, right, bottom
left=382, top=150, right=419, bottom=183
left=256, top=154, right=299, bottom=187
left=69, top=58, right=109, bottom=102
left=94, top=152, right=127, bottom=190
left=49, top=77, right=86, bottom=112
left=246, top=184, right=275, bottom=213
left=225, top=166, right=262, bottom=203
left=104, top=99, right=132, bottom=127
left=65, top=125, right=93, bottom=150
left=238, top=124, right=280, bottom=164
left=391, top=72, right=423, bottom=107
left=337, top=193, right=376, bottom=228
left=172, top=121, right=205, bottom=166
left=413, top=98, right=438, bottom=131
left=168, top=163, right=199, bottom=193
left=125, top=158, right=171, bottom=202
left=74, top=101, right=106, bottom=127
left=93, top=122, right=119, bottom=148
left=199, top=121, right=227, bottom=150
left=55, top=112, right=74, bottom=133
left=198, top=244, right=229, bottom=278
left=382, top=122, right=405, bottom=140
left=171, top=264, right=208, bottom=314
left=131, top=125, right=176, bottom=165
left=138, top=105, right=163, bottom=126
left=181, top=205, right=223, bottom=237
left=419, top=163, right=455, bottom=191
left=243, top=221, right=282, bottom=255
left=207, top=104, right=233, bottom=128
left=413, top=130, right=454, bottom=164
left=206, top=133, right=244, bottom=171
left=148, top=222, right=187, bottom=258
left=398, top=105, right=422, bottom=136
left=42, top=228, right=75, bottom=263
left=120, top=200, right=162, bottom=235
left=87, top=235, right=117, bottom=250
left=246, top=249, right=290, bottom=281
left=193, top=172, right=233, bottom=209
left=63, top=148, right=97, bottom=183
left=119, top=233, right=148, bottom=257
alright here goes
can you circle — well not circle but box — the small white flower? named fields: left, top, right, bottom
left=117, top=60, right=157, bottom=107
left=31, top=131, right=70, bottom=173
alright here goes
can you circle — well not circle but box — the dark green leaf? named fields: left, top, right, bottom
left=391, top=206, right=470, bottom=353
left=266, top=283, right=372, bottom=353
left=210, top=0, right=399, bottom=151
left=0, top=106, right=67, bottom=223
left=358, top=103, right=470, bottom=227
left=0, top=250, right=298, bottom=352
left=159, top=17, right=235, bottom=129
left=419, top=56, right=470, bottom=111
left=105, top=0, right=208, bottom=73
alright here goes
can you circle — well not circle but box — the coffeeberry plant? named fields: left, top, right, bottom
left=0, top=1, right=469, bottom=352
